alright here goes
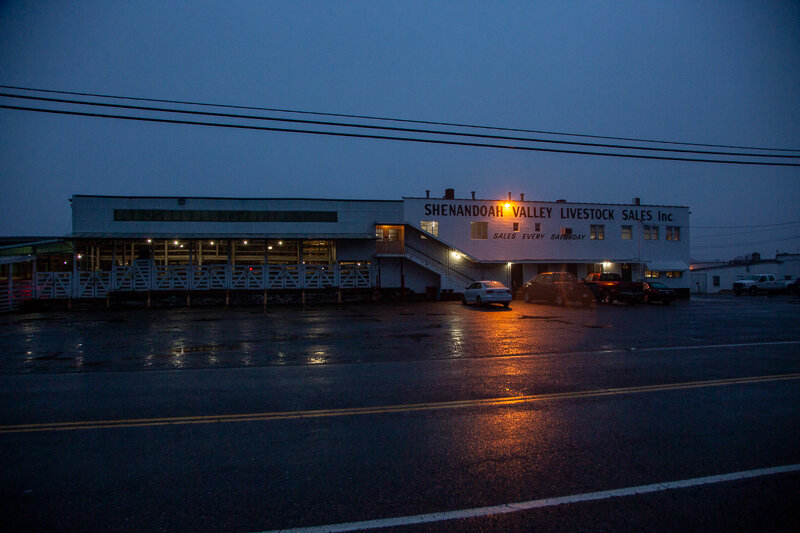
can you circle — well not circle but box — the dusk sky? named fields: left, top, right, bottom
left=1, top=1, right=798, bottom=261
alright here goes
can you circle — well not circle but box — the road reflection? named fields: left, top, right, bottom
left=449, top=302, right=597, bottom=361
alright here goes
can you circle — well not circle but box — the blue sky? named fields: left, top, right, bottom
left=1, top=1, right=798, bottom=260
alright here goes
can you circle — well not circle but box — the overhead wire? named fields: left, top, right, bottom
left=2, top=83, right=799, bottom=153
left=692, top=224, right=800, bottom=239
left=1, top=92, right=799, bottom=160
left=3, top=103, right=800, bottom=167
left=691, top=235, right=800, bottom=249
left=692, top=220, right=800, bottom=229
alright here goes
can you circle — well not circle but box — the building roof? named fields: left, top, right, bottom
left=72, top=195, right=402, bottom=203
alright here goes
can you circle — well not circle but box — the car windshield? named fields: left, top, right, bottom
left=485, top=281, right=506, bottom=288
left=648, top=282, right=668, bottom=288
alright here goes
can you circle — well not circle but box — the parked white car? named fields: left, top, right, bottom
left=733, top=274, right=792, bottom=296
left=462, top=280, right=513, bottom=307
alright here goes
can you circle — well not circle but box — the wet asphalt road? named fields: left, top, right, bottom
left=1, top=294, right=799, bottom=531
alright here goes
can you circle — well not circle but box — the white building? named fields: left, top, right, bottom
left=1, top=190, right=691, bottom=308
left=689, top=253, right=800, bottom=294
left=387, top=191, right=690, bottom=295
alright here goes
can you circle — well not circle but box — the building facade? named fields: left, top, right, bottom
left=1, top=191, right=691, bottom=309
left=689, top=253, right=800, bottom=294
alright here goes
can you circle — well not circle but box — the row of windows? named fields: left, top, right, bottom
left=114, top=209, right=338, bottom=223
left=424, top=221, right=682, bottom=241
left=645, top=270, right=684, bottom=278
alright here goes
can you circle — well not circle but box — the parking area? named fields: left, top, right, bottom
left=2, top=293, right=798, bottom=375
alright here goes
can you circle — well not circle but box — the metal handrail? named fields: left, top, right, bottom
left=404, top=243, right=475, bottom=285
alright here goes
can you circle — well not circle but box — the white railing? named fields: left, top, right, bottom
left=35, top=272, right=73, bottom=299
left=340, top=264, right=371, bottom=288
left=230, top=265, right=265, bottom=289
left=75, top=272, right=111, bottom=298
left=1, top=280, right=33, bottom=312
left=304, top=265, right=337, bottom=288
left=268, top=265, right=301, bottom=289
left=113, top=261, right=151, bottom=291
left=152, top=265, right=190, bottom=291
left=191, top=264, right=228, bottom=290
left=11, top=263, right=373, bottom=304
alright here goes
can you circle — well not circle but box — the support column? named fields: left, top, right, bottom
left=400, top=258, right=405, bottom=301
left=70, top=246, right=78, bottom=308
left=111, top=240, right=117, bottom=294
left=31, top=254, right=37, bottom=300
left=226, top=239, right=232, bottom=307
left=7, top=263, right=13, bottom=311
left=187, top=240, right=193, bottom=307
left=299, top=240, right=305, bottom=305
left=262, top=239, right=269, bottom=311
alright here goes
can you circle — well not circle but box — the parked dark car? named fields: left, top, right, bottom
left=642, top=281, right=674, bottom=305
left=522, top=272, right=594, bottom=307
left=582, top=272, right=645, bottom=304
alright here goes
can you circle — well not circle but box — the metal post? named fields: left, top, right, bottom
left=188, top=240, right=193, bottom=307
left=71, top=246, right=78, bottom=305
left=299, top=240, right=305, bottom=304
left=268, top=239, right=269, bottom=311
left=400, top=258, right=405, bottom=301
left=226, top=239, right=232, bottom=306
left=7, top=263, right=13, bottom=311
left=31, top=254, right=37, bottom=300
left=111, top=239, right=117, bottom=293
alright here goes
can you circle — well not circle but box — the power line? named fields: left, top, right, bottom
left=3, top=83, right=799, bottom=153
left=691, top=235, right=800, bottom=250
left=692, top=220, right=800, bottom=229
left=3, top=104, right=800, bottom=167
left=3, top=92, right=797, bottom=160
left=693, top=224, right=800, bottom=239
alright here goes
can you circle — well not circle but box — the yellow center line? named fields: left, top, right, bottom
left=2, top=373, right=798, bottom=434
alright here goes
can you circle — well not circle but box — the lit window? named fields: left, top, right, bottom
left=644, top=225, right=659, bottom=240
left=621, top=225, right=632, bottom=240
left=666, top=226, right=680, bottom=241
left=590, top=225, right=605, bottom=240
left=645, top=270, right=660, bottom=278
left=560, top=227, right=572, bottom=236
left=420, top=220, right=439, bottom=237
left=470, top=222, right=488, bottom=240
left=513, top=222, right=520, bottom=232
left=666, top=271, right=683, bottom=278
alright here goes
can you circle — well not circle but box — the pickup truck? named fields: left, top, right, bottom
left=582, top=273, right=645, bottom=304
left=733, top=274, right=793, bottom=296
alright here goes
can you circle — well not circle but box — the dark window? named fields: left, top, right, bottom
left=114, top=209, right=338, bottom=223
left=621, top=225, right=632, bottom=240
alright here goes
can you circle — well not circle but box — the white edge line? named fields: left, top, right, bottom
left=638, top=340, right=800, bottom=352
left=260, top=463, right=800, bottom=533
